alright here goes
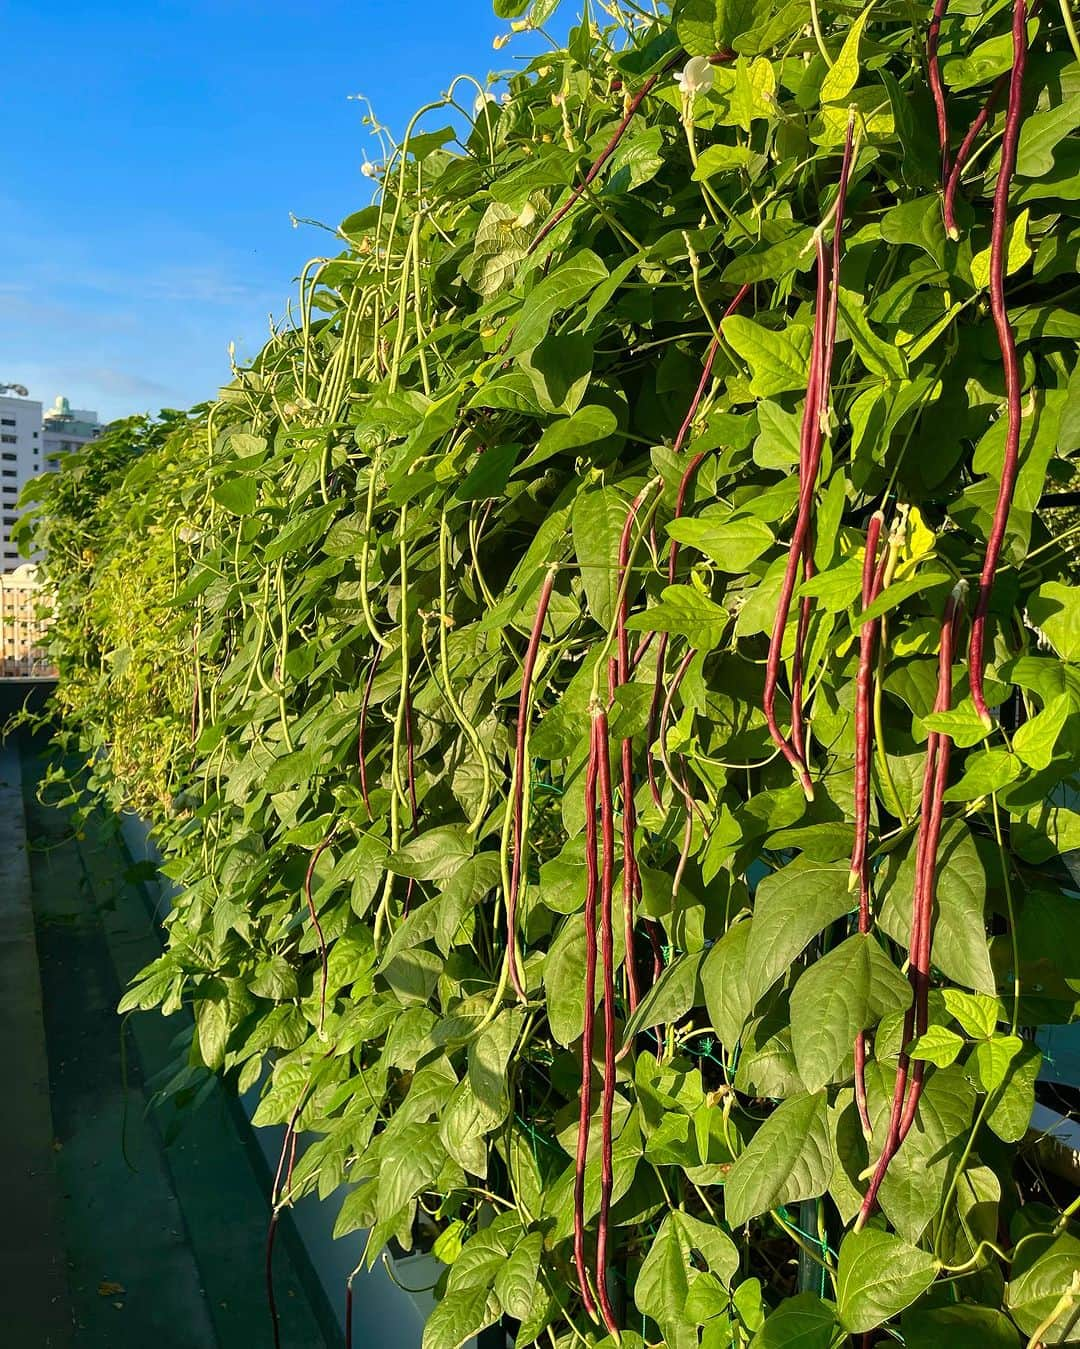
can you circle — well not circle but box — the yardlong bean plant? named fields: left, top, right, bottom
left=20, top=0, right=1080, bottom=1344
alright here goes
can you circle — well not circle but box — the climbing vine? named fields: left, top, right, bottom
left=20, top=0, right=1080, bottom=1345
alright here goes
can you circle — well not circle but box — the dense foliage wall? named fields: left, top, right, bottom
left=20, top=0, right=1080, bottom=1344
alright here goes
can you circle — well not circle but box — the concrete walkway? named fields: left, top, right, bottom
left=6, top=736, right=335, bottom=1349
left=0, top=743, right=72, bottom=1345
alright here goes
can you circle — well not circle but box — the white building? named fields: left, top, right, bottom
left=42, top=395, right=102, bottom=469
left=0, top=392, right=101, bottom=572
left=0, top=392, right=42, bottom=571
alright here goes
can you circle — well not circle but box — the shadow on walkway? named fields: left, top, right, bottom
left=3, top=731, right=334, bottom=1349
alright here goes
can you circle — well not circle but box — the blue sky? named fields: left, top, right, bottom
left=0, top=1, right=563, bottom=421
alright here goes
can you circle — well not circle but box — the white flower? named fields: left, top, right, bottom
left=501, top=91, right=512, bottom=105
left=474, top=90, right=497, bottom=115
left=677, top=56, right=714, bottom=98
left=361, top=160, right=379, bottom=179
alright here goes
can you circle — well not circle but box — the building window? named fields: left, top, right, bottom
left=3, top=516, right=17, bottom=526
left=1, top=435, right=15, bottom=444
left=2, top=470, right=15, bottom=478
left=1, top=453, right=15, bottom=462
left=1, top=418, right=14, bottom=427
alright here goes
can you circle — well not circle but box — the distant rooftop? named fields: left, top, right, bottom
left=43, top=394, right=99, bottom=427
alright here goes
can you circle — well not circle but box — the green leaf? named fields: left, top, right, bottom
left=724, top=1092, right=832, bottom=1226
left=636, top=1210, right=740, bottom=1331
left=721, top=228, right=815, bottom=284
left=378, top=1120, right=446, bottom=1216
left=970, top=1034, right=1022, bottom=1094
left=1017, top=92, right=1080, bottom=178
left=902, top=1305, right=1021, bottom=1349
left=604, top=125, right=665, bottom=194
left=942, top=989, right=1003, bottom=1040
left=388, top=826, right=474, bottom=882
left=836, top=1229, right=938, bottom=1333
left=674, top=0, right=773, bottom=54
left=264, top=499, right=339, bottom=563
left=439, top=1080, right=492, bottom=1175
left=1007, top=1232, right=1080, bottom=1344
left=722, top=315, right=813, bottom=397
left=701, top=920, right=755, bottom=1052
left=856, top=570, right=952, bottom=627
left=1012, top=692, right=1070, bottom=771
left=667, top=514, right=775, bottom=572
left=468, top=1007, right=525, bottom=1120
left=878, top=820, right=996, bottom=994
left=749, top=1293, right=837, bottom=1349
left=744, top=858, right=852, bottom=1004
left=971, top=210, right=1031, bottom=289
left=880, top=195, right=947, bottom=267
left=625, top=584, right=729, bottom=651
left=942, top=748, right=1022, bottom=803
left=694, top=142, right=759, bottom=179
left=908, top=1024, right=965, bottom=1067
left=573, top=485, right=628, bottom=628
left=519, top=331, right=593, bottom=414
left=820, top=2, right=874, bottom=104
left=872, top=1065, right=977, bottom=1241
left=516, top=404, right=617, bottom=475
left=790, top=934, right=912, bottom=1092
left=922, top=699, right=992, bottom=749
left=623, top=950, right=705, bottom=1040
left=421, top=1285, right=501, bottom=1349
left=987, top=1041, right=1041, bottom=1142
left=494, top=1232, right=543, bottom=1319
left=544, top=919, right=589, bottom=1047
left=212, top=477, right=258, bottom=516
left=195, top=995, right=229, bottom=1070
left=508, top=249, right=608, bottom=354
left=943, top=25, right=1035, bottom=91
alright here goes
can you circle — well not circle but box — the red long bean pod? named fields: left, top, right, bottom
left=943, top=73, right=1007, bottom=239
left=789, top=249, right=829, bottom=766
left=898, top=586, right=962, bottom=1142
left=968, top=0, right=1030, bottom=727
left=594, top=707, right=620, bottom=1338
left=765, top=119, right=856, bottom=797
left=927, top=0, right=952, bottom=182
left=507, top=567, right=557, bottom=1000
left=573, top=715, right=601, bottom=1321
left=643, top=285, right=751, bottom=805
left=613, top=485, right=659, bottom=1012
left=856, top=585, right=962, bottom=1225
left=852, top=512, right=887, bottom=1136
left=851, top=513, right=887, bottom=893
left=357, top=646, right=383, bottom=817
left=763, top=235, right=828, bottom=800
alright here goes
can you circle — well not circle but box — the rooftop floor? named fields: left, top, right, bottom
left=1, top=734, right=336, bottom=1348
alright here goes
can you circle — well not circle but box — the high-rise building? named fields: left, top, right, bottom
left=42, top=395, right=102, bottom=469
left=0, top=392, right=42, bottom=571
left=0, top=563, right=54, bottom=676
left=0, top=391, right=102, bottom=572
